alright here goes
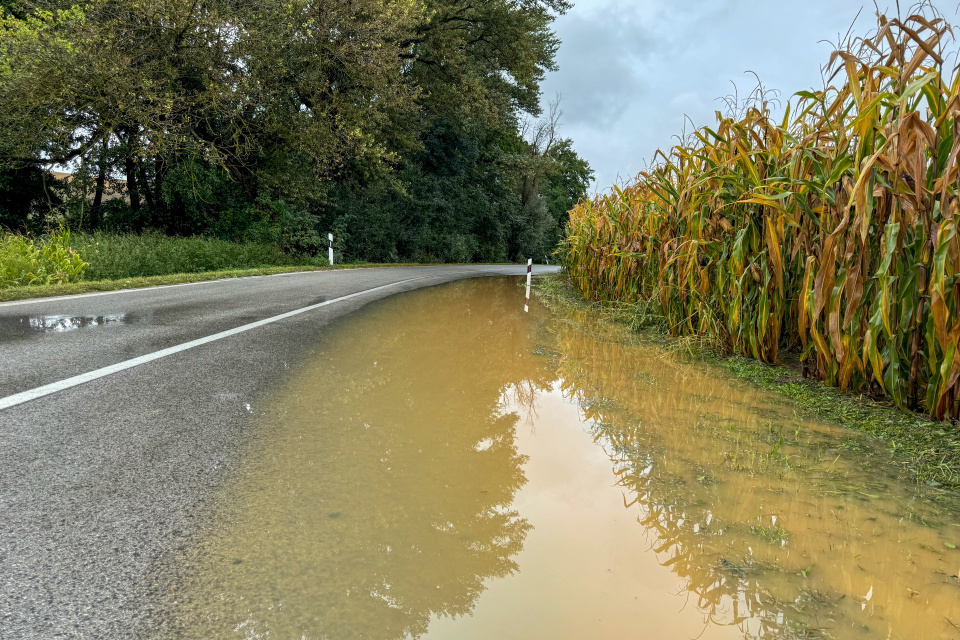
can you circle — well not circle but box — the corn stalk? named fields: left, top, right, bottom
left=562, top=12, right=960, bottom=420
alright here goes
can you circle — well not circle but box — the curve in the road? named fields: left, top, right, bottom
left=0, top=272, right=448, bottom=411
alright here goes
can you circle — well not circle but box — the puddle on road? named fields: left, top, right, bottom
left=0, top=313, right=129, bottom=338
left=153, top=278, right=960, bottom=640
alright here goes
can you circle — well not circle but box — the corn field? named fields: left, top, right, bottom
left=562, top=12, right=960, bottom=420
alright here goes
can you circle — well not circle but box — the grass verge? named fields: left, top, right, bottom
left=70, top=232, right=319, bottom=280
left=533, top=271, right=960, bottom=491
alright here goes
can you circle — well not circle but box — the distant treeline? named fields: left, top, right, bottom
left=0, top=0, right=592, bottom=263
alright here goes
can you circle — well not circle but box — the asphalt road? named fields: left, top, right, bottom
left=0, top=264, right=557, bottom=639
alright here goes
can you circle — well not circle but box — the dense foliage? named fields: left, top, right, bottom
left=0, top=228, right=86, bottom=287
left=0, top=0, right=591, bottom=262
left=563, top=12, right=960, bottom=420
left=70, top=232, right=322, bottom=280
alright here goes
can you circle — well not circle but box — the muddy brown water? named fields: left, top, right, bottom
left=152, top=278, right=960, bottom=639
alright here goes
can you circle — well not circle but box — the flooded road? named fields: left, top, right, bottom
left=152, top=278, right=960, bottom=639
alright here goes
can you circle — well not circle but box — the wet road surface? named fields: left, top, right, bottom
left=150, top=279, right=960, bottom=640
left=0, top=265, right=552, bottom=638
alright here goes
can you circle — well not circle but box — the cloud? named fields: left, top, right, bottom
left=544, top=9, right=658, bottom=127
left=542, top=0, right=960, bottom=192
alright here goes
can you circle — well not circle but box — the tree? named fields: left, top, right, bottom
left=0, top=160, right=61, bottom=232
left=0, top=0, right=591, bottom=263
left=404, top=0, right=570, bottom=119
left=0, top=0, right=419, bottom=187
left=322, top=1, right=585, bottom=262
left=541, top=139, right=594, bottom=229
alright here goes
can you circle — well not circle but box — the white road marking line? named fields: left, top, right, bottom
left=0, top=275, right=439, bottom=411
left=0, top=268, right=360, bottom=309
left=0, top=279, right=211, bottom=308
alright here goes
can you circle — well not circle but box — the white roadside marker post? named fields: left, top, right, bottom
left=328, top=232, right=334, bottom=266
left=525, top=258, right=532, bottom=312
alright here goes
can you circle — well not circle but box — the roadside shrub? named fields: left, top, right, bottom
left=94, top=199, right=144, bottom=234
left=71, top=231, right=322, bottom=280
left=278, top=204, right=324, bottom=256
left=0, top=228, right=88, bottom=288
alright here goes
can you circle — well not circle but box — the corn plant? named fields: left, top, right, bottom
left=0, top=227, right=88, bottom=288
left=563, top=12, right=960, bottom=420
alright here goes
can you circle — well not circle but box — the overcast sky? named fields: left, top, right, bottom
left=541, top=0, right=960, bottom=193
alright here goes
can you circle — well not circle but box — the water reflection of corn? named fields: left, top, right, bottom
left=548, top=317, right=960, bottom=639
left=562, top=12, right=960, bottom=420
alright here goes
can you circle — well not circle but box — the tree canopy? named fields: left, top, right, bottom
left=0, top=0, right=592, bottom=261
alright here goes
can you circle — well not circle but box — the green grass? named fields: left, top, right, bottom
left=70, top=232, right=322, bottom=280
left=750, top=523, right=789, bottom=545
left=533, top=271, right=960, bottom=491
